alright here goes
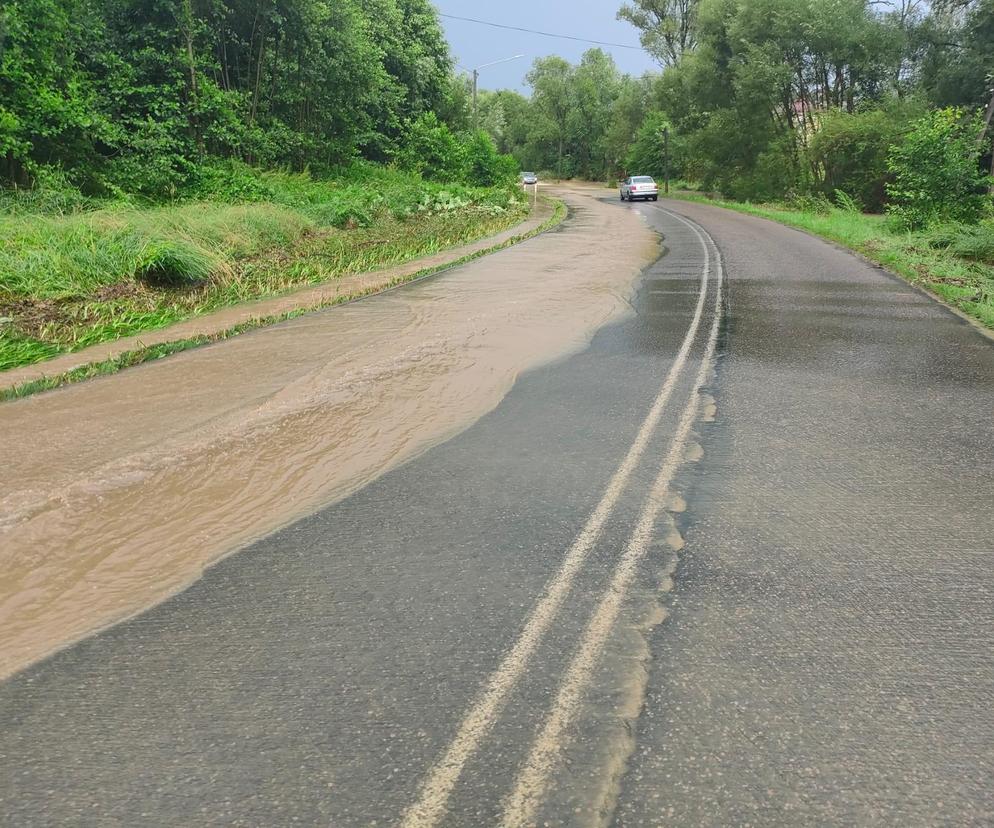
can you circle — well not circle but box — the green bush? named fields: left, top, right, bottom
left=191, top=161, right=278, bottom=203
left=886, top=108, right=992, bottom=230
left=624, top=113, right=685, bottom=181
left=810, top=104, right=921, bottom=212
left=461, top=130, right=518, bottom=187
left=97, top=117, right=197, bottom=200
left=396, top=112, right=465, bottom=182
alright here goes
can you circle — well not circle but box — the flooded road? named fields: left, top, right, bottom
left=0, top=186, right=657, bottom=679
left=1, top=195, right=992, bottom=826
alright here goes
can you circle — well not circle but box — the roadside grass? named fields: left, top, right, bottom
left=674, top=193, right=994, bottom=331
left=0, top=163, right=527, bottom=371
left=0, top=197, right=567, bottom=402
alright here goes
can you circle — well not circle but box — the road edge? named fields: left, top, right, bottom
left=667, top=194, right=994, bottom=344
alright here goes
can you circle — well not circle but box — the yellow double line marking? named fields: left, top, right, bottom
left=402, top=208, right=723, bottom=828
left=502, top=209, right=724, bottom=827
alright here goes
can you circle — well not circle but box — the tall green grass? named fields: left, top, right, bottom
left=0, top=204, right=313, bottom=298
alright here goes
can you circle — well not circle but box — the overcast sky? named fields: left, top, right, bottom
left=432, top=1, right=659, bottom=93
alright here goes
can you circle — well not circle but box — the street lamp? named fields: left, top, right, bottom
left=458, top=55, right=524, bottom=129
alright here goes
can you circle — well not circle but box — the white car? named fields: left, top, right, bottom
left=620, top=175, right=658, bottom=202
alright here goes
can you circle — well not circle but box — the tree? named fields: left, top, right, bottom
left=625, top=111, right=683, bottom=179
left=617, top=0, right=700, bottom=66
left=567, top=50, right=622, bottom=177
left=0, top=0, right=457, bottom=189
left=604, top=76, right=652, bottom=175
left=526, top=56, right=574, bottom=177
left=645, top=0, right=916, bottom=199
left=919, top=0, right=993, bottom=110
left=0, top=0, right=110, bottom=185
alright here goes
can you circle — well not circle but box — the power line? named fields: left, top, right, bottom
left=437, top=12, right=645, bottom=51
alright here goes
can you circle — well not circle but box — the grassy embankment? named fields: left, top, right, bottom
left=0, top=162, right=531, bottom=374
left=674, top=193, right=994, bottom=331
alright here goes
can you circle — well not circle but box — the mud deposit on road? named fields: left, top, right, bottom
left=0, top=187, right=657, bottom=678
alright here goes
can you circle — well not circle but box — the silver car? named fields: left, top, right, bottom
left=620, top=175, right=658, bottom=202
left=521, top=172, right=538, bottom=185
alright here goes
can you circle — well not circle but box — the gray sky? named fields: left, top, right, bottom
left=433, top=1, right=659, bottom=93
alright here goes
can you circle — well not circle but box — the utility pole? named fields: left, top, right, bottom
left=473, top=69, right=479, bottom=130
left=460, top=55, right=524, bottom=131
left=663, top=127, right=670, bottom=195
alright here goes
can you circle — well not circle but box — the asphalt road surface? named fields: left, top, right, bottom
left=2, top=194, right=992, bottom=826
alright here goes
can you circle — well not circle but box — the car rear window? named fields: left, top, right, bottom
left=633, top=176, right=655, bottom=183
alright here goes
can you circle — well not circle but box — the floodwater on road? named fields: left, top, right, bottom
left=0, top=187, right=658, bottom=679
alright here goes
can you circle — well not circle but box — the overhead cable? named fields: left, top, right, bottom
left=437, top=12, right=646, bottom=51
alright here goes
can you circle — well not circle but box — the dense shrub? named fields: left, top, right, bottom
left=810, top=104, right=921, bottom=212
left=886, top=108, right=992, bottom=229
left=396, top=115, right=518, bottom=189
left=396, top=113, right=465, bottom=182
left=461, top=131, right=518, bottom=187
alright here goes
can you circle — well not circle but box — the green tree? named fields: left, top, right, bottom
left=567, top=50, right=622, bottom=178
left=0, top=0, right=110, bottom=185
left=649, top=0, right=912, bottom=198
left=526, top=56, right=574, bottom=177
left=625, top=111, right=683, bottom=180
left=919, top=0, right=993, bottom=110
left=617, top=0, right=700, bottom=65
left=0, top=0, right=457, bottom=190
left=603, top=76, right=651, bottom=176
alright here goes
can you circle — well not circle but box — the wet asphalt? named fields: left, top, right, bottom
left=2, top=196, right=993, bottom=826
left=613, top=201, right=994, bottom=827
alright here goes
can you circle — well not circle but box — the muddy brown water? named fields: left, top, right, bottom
left=0, top=187, right=658, bottom=679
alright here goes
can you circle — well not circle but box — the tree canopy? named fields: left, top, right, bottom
left=470, top=0, right=992, bottom=222
left=0, top=0, right=456, bottom=192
